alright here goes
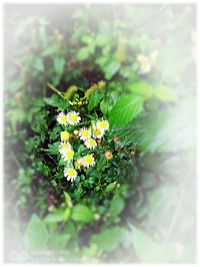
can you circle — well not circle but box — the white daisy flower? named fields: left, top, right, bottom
left=62, top=148, right=74, bottom=162
left=82, top=154, right=95, bottom=168
left=67, top=111, right=81, bottom=125
left=64, top=167, right=77, bottom=182
left=96, top=120, right=109, bottom=132
left=60, top=131, right=70, bottom=142
left=79, top=127, right=92, bottom=141
left=92, top=127, right=105, bottom=139
left=59, top=142, right=72, bottom=155
left=84, top=138, right=97, bottom=149
left=57, top=112, right=68, bottom=125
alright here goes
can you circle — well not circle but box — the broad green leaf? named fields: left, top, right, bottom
left=128, top=82, right=177, bottom=102
left=154, top=86, right=177, bottom=102
left=43, top=209, right=67, bottom=224
left=54, top=57, right=65, bottom=76
left=96, top=34, right=110, bottom=46
left=48, top=232, right=70, bottom=250
left=109, top=195, right=125, bottom=217
left=71, top=204, right=94, bottom=223
left=76, top=47, right=91, bottom=60
left=104, top=61, right=120, bottom=80
left=109, top=95, right=144, bottom=127
left=105, top=182, right=116, bottom=193
left=43, top=95, right=69, bottom=109
left=129, top=224, right=167, bottom=263
left=100, top=98, right=113, bottom=115
left=34, top=58, right=44, bottom=72
left=92, top=227, right=124, bottom=252
left=24, top=214, right=48, bottom=251
left=116, top=98, right=195, bottom=152
left=88, top=90, right=104, bottom=111
left=128, top=82, right=153, bottom=99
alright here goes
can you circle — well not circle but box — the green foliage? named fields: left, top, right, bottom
left=24, top=214, right=48, bottom=251
left=71, top=204, right=94, bottom=223
left=109, top=195, right=125, bottom=217
left=4, top=4, right=196, bottom=264
left=128, top=224, right=167, bottom=263
left=109, top=95, right=144, bottom=127
left=92, top=227, right=125, bottom=252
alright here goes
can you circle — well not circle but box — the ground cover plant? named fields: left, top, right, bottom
left=4, top=4, right=196, bottom=263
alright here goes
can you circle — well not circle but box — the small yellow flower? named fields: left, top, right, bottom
left=67, top=111, right=81, bottom=125
left=79, top=127, right=91, bottom=141
left=84, top=138, right=97, bottom=149
left=82, top=154, right=95, bottom=168
left=62, top=148, right=74, bottom=162
left=57, top=112, right=67, bottom=125
left=60, top=131, right=70, bottom=142
left=64, top=167, right=77, bottom=181
left=96, top=120, right=109, bottom=131
left=59, top=142, right=72, bottom=154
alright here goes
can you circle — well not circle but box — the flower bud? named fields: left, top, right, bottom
left=113, top=136, right=119, bottom=143
left=73, top=130, right=79, bottom=136
left=97, top=139, right=103, bottom=145
left=104, top=151, right=113, bottom=160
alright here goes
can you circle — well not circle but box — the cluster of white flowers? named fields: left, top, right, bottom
left=56, top=110, right=109, bottom=182
left=137, top=50, right=158, bottom=74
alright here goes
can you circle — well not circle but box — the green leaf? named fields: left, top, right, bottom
left=71, top=204, right=94, bottom=223
left=154, top=86, right=177, bottom=102
left=34, top=58, right=44, bottom=72
left=128, top=82, right=153, bottom=100
left=53, top=58, right=65, bottom=76
left=109, top=195, right=125, bottom=217
left=47, top=142, right=59, bottom=155
left=63, top=208, right=71, bottom=222
left=88, top=90, right=104, bottom=111
left=43, top=209, right=67, bottom=224
left=128, top=82, right=177, bottom=102
left=76, top=47, right=91, bottom=60
left=44, top=95, right=69, bottom=109
left=48, top=232, right=70, bottom=250
left=24, top=214, right=48, bottom=251
left=100, top=98, right=110, bottom=115
left=92, top=227, right=124, bottom=252
left=105, top=182, right=116, bottom=193
left=104, top=61, right=120, bottom=80
left=109, top=95, right=144, bottom=127
left=129, top=224, right=167, bottom=263
left=64, top=191, right=72, bottom=207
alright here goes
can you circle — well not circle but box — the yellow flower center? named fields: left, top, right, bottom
left=65, top=150, right=74, bottom=159
left=85, top=155, right=93, bottom=164
left=89, top=139, right=96, bottom=145
left=60, top=115, right=67, bottom=122
left=70, top=114, right=77, bottom=122
left=67, top=169, right=76, bottom=176
left=82, top=130, right=89, bottom=137
left=94, top=129, right=101, bottom=136
left=61, top=143, right=70, bottom=149
left=99, top=121, right=107, bottom=129
left=61, top=131, right=69, bottom=141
